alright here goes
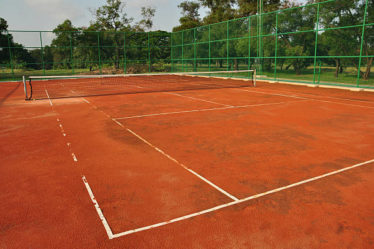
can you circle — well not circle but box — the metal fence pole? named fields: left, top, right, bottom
left=70, top=32, right=74, bottom=74
left=209, top=25, right=211, bottom=72
left=194, top=28, right=197, bottom=72
left=6, top=32, right=14, bottom=79
left=123, top=32, right=126, bottom=74
left=227, top=21, right=229, bottom=71
left=274, top=13, right=278, bottom=80
left=182, top=31, right=184, bottom=72
left=313, top=3, right=320, bottom=84
left=170, top=33, right=174, bottom=72
left=148, top=32, right=151, bottom=72
left=97, top=32, right=102, bottom=74
left=356, top=0, right=369, bottom=87
left=248, top=17, right=252, bottom=78
left=40, top=32, right=45, bottom=76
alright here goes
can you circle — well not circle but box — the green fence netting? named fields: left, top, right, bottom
left=1, top=0, right=373, bottom=88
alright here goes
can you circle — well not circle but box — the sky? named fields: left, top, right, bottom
left=0, top=0, right=305, bottom=47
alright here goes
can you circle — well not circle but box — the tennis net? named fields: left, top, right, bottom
left=23, top=70, right=256, bottom=100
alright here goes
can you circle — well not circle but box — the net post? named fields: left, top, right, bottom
left=23, top=75, right=28, bottom=100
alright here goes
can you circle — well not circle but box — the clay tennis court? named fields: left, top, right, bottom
left=1, top=76, right=374, bottom=248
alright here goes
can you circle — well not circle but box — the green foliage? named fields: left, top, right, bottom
left=173, top=1, right=201, bottom=32
left=92, top=0, right=133, bottom=31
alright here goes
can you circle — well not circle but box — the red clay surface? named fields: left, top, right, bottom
left=1, top=80, right=374, bottom=248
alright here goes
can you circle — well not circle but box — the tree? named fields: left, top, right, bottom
left=0, top=17, right=36, bottom=69
left=173, top=1, right=201, bottom=32
left=92, top=0, right=133, bottom=31
left=318, top=0, right=373, bottom=80
left=235, top=0, right=282, bottom=18
left=136, top=6, right=156, bottom=31
left=0, top=17, right=10, bottom=65
left=91, top=0, right=156, bottom=70
left=199, top=0, right=236, bottom=24
left=51, top=19, right=79, bottom=69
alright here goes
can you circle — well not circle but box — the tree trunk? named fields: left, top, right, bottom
left=219, top=60, right=223, bottom=68
left=363, top=57, right=373, bottom=80
left=234, top=59, right=238, bottom=71
left=335, top=59, right=340, bottom=78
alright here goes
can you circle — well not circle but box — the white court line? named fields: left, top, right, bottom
left=112, top=118, right=125, bottom=127
left=115, top=106, right=232, bottom=120
left=82, top=176, right=114, bottom=239
left=238, top=88, right=374, bottom=109
left=114, top=99, right=308, bottom=120
left=71, top=153, right=78, bottom=162
left=125, top=128, right=239, bottom=201
left=81, top=97, right=90, bottom=104
left=111, top=158, right=374, bottom=238
left=45, top=89, right=53, bottom=106
left=250, top=87, right=374, bottom=104
left=80, top=97, right=112, bottom=118
left=237, top=88, right=308, bottom=100
left=165, top=92, right=232, bottom=107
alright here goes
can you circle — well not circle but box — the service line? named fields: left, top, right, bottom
left=114, top=99, right=309, bottom=120
left=165, top=92, right=233, bottom=107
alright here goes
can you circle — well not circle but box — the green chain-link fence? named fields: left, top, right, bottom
left=1, top=0, right=373, bottom=88
left=171, top=0, right=373, bottom=88
left=0, top=30, right=171, bottom=81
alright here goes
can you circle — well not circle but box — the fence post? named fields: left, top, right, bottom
left=123, top=32, right=126, bottom=74
left=274, top=13, right=278, bottom=81
left=248, top=17, right=251, bottom=78
left=208, top=25, right=211, bottom=72
left=226, top=21, right=229, bottom=71
left=194, top=28, right=197, bottom=72
left=6, top=31, right=14, bottom=80
left=148, top=32, right=151, bottom=73
left=40, top=32, right=45, bottom=76
left=313, top=3, right=320, bottom=84
left=170, top=33, right=173, bottom=72
left=97, top=32, right=102, bottom=74
left=182, top=31, right=184, bottom=72
left=70, top=32, right=74, bottom=74
left=356, top=0, right=369, bottom=87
